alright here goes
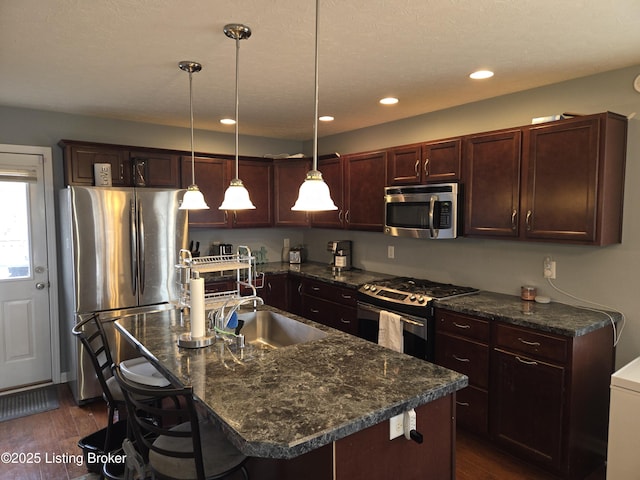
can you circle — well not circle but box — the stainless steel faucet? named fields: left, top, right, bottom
left=215, top=295, right=264, bottom=333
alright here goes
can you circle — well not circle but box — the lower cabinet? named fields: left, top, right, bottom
left=259, top=273, right=288, bottom=311
left=434, top=308, right=614, bottom=480
left=300, top=278, right=358, bottom=336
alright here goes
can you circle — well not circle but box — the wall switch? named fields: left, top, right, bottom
left=543, top=256, right=557, bottom=279
left=387, top=245, right=395, bottom=259
left=389, top=413, right=404, bottom=440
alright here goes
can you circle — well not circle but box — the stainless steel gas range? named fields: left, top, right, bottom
left=357, top=277, right=478, bottom=361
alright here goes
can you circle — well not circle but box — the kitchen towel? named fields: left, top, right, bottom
left=378, top=310, right=404, bottom=353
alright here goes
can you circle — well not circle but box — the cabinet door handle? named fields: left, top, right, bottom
left=452, top=322, right=471, bottom=329
left=456, top=401, right=470, bottom=407
left=267, top=282, right=272, bottom=293
left=511, top=209, right=517, bottom=230
left=518, top=337, right=541, bottom=347
left=424, top=158, right=430, bottom=177
left=297, top=283, right=302, bottom=295
left=515, top=356, right=538, bottom=366
left=224, top=211, right=228, bottom=223
left=233, top=211, right=238, bottom=225
left=119, top=163, right=124, bottom=181
left=525, top=210, right=532, bottom=231
left=345, top=210, right=350, bottom=223
left=310, top=308, right=320, bottom=314
left=414, top=159, right=420, bottom=177
left=453, top=355, right=470, bottom=363
left=338, top=210, right=343, bottom=222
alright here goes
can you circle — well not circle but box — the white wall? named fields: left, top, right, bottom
left=302, top=65, right=640, bottom=369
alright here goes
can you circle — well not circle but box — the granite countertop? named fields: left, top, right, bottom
left=434, top=291, right=622, bottom=337
left=115, top=306, right=467, bottom=459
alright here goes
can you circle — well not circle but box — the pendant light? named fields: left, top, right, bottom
left=178, top=61, right=209, bottom=210
left=291, top=0, right=337, bottom=212
left=219, top=24, right=256, bottom=210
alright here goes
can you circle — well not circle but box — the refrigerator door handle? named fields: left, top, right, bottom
left=130, top=197, right=138, bottom=296
left=138, top=197, right=145, bottom=295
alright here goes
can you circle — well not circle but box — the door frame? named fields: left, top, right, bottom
left=0, top=144, right=60, bottom=385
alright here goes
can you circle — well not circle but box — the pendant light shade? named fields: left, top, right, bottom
left=291, top=0, right=337, bottom=212
left=219, top=24, right=256, bottom=211
left=178, top=61, right=209, bottom=210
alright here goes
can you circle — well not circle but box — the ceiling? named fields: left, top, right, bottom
left=1, top=0, right=639, bottom=141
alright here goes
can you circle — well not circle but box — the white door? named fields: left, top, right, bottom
left=0, top=150, right=55, bottom=390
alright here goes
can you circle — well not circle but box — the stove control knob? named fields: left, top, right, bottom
left=363, top=284, right=370, bottom=290
left=409, top=295, right=416, bottom=302
left=417, top=296, right=426, bottom=304
left=371, top=286, right=377, bottom=292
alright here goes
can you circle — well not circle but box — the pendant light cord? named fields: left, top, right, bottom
left=313, top=0, right=320, bottom=171
left=188, top=70, right=196, bottom=186
left=234, top=35, right=240, bottom=180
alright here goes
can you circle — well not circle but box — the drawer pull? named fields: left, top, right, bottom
left=310, top=308, right=320, bottom=314
left=341, top=293, right=352, bottom=299
left=515, top=356, right=538, bottom=366
left=456, top=401, right=470, bottom=407
left=340, top=318, right=351, bottom=324
left=453, top=355, right=470, bottom=363
left=312, top=286, right=321, bottom=291
left=518, top=337, right=541, bottom=347
left=452, top=322, right=471, bottom=329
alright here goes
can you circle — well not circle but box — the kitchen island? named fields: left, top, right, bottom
left=115, top=306, right=467, bottom=480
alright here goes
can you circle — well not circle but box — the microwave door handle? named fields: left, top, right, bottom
left=428, top=195, right=437, bottom=238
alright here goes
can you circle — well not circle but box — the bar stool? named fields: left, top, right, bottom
left=113, top=365, right=249, bottom=480
left=72, top=314, right=166, bottom=459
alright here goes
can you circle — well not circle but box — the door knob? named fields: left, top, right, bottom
left=35, top=282, right=47, bottom=290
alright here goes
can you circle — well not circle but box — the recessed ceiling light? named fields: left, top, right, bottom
left=379, top=97, right=399, bottom=105
left=470, top=70, right=494, bottom=80
left=319, top=115, right=334, bottom=122
left=220, top=118, right=236, bottom=125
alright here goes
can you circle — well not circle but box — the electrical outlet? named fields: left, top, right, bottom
left=389, top=413, right=403, bottom=439
left=543, top=256, right=557, bottom=279
left=387, top=245, right=395, bottom=259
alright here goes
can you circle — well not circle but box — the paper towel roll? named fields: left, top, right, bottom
left=189, top=276, right=206, bottom=338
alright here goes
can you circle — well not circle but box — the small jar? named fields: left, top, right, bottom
left=521, top=286, right=537, bottom=301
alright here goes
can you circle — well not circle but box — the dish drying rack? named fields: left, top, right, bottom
left=176, top=245, right=264, bottom=313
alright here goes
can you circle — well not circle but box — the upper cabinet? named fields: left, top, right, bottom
left=232, top=159, right=274, bottom=228
left=463, top=112, right=627, bottom=245
left=273, top=158, right=312, bottom=227
left=387, top=139, right=461, bottom=185
left=60, top=140, right=182, bottom=188
left=312, top=151, right=387, bottom=231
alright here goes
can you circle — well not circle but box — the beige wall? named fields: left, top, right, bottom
left=304, top=64, right=640, bottom=368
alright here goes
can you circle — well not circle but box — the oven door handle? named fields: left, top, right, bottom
left=357, top=302, right=425, bottom=327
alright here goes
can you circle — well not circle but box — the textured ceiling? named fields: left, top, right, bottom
left=1, top=0, right=639, bottom=141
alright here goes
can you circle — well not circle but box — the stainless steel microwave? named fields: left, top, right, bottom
left=384, top=183, right=461, bottom=239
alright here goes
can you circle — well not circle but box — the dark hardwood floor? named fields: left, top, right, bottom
left=0, top=383, right=606, bottom=480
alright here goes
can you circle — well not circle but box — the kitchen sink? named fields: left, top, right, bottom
left=236, top=310, right=328, bottom=350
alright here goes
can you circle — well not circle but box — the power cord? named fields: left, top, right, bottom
left=546, top=278, right=625, bottom=347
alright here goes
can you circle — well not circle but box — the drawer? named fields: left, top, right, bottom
left=303, top=296, right=358, bottom=335
left=456, top=385, right=488, bottom=435
left=302, top=278, right=357, bottom=307
left=436, top=309, right=489, bottom=342
left=494, top=323, right=568, bottom=364
left=435, top=332, right=489, bottom=389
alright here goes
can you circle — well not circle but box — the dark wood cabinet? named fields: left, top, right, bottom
left=435, top=310, right=489, bottom=435
left=311, top=157, right=345, bottom=229
left=463, top=112, right=627, bottom=245
left=130, top=150, right=181, bottom=187
left=287, top=275, right=304, bottom=316
left=343, top=150, right=387, bottom=231
left=463, top=129, right=522, bottom=238
left=60, top=141, right=131, bottom=186
left=259, top=273, right=288, bottom=311
left=273, top=158, right=311, bottom=227
left=181, top=156, right=230, bottom=228
left=387, top=139, right=461, bottom=185
left=60, top=140, right=183, bottom=188
left=231, top=159, right=274, bottom=228
left=300, top=278, right=358, bottom=335
left=521, top=113, right=627, bottom=245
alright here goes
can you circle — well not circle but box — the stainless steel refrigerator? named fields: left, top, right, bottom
left=59, top=186, right=188, bottom=403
